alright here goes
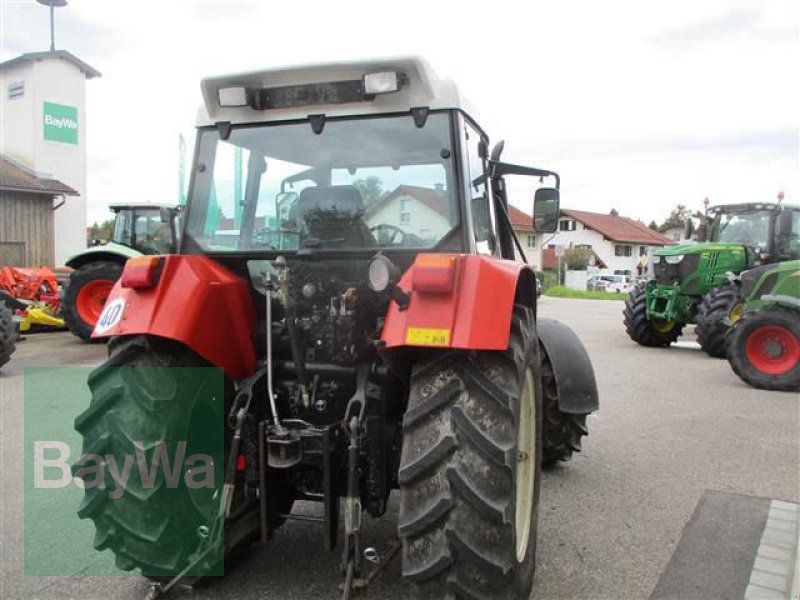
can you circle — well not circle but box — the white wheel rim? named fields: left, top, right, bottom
left=515, top=367, right=536, bottom=562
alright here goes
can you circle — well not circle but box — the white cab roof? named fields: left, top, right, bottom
left=196, top=56, right=478, bottom=126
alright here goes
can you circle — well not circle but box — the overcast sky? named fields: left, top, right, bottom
left=1, top=0, right=797, bottom=226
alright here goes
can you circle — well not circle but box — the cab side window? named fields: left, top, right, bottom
left=464, top=121, right=496, bottom=255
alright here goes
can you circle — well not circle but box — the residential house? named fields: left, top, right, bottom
left=364, top=185, right=451, bottom=243
left=511, top=207, right=675, bottom=275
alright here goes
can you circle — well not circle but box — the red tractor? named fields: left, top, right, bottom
left=76, top=58, right=598, bottom=599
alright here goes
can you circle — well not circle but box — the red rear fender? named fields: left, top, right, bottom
left=381, top=254, right=532, bottom=350
left=92, top=255, right=257, bottom=379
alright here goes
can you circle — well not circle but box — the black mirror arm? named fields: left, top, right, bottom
left=494, top=197, right=529, bottom=265
left=489, top=160, right=560, bottom=189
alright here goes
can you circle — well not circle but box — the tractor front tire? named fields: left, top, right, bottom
left=74, top=335, right=262, bottom=577
left=0, top=301, right=16, bottom=369
left=726, top=307, right=800, bottom=392
left=696, top=285, right=737, bottom=358
left=64, top=261, right=124, bottom=342
left=623, top=285, right=684, bottom=347
left=399, top=305, right=541, bottom=600
left=540, top=343, right=588, bottom=467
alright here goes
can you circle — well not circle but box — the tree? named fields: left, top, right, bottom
left=563, top=247, right=592, bottom=270
left=353, top=176, right=384, bottom=206
left=648, top=220, right=659, bottom=231
left=87, top=219, right=114, bottom=242
left=609, top=208, right=619, bottom=216
left=660, top=204, right=691, bottom=231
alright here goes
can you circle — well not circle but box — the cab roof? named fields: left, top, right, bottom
left=196, top=56, right=478, bottom=127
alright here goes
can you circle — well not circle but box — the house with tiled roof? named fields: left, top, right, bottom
left=364, top=184, right=452, bottom=244
left=509, top=206, right=675, bottom=274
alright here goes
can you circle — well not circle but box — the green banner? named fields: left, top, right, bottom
left=43, top=101, right=78, bottom=145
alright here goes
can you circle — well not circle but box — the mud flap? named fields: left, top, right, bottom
left=538, top=318, right=599, bottom=414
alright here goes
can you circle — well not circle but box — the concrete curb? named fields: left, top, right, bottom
left=745, top=500, right=800, bottom=599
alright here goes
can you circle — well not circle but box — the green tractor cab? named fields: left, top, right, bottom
left=624, top=202, right=800, bottom=355
left=725, top=260, right=800, bottom=391
left=63, top=204, right=180, bottom=341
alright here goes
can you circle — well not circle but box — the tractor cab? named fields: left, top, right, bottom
left=108, top=204, right=179, bottom=255
left=705, top=203, right=800, bottom=262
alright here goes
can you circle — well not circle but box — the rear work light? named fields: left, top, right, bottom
left=121, top=256, right=163, bottom=289
left=218, top=86, right=249, bottom=107
left=362, top=71, right=400, bottom=95
left=412, top=254, right=458, bottom=294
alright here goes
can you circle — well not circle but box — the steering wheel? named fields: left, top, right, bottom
left=370, top=224, right=409, bottom=246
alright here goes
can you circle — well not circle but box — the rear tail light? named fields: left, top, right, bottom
left=121, top=256, right=163, bottom=289
left=412, top=254, right=457, bottom=293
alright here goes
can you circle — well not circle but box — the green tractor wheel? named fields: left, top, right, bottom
left=0, top=300, right=16, bottom=369
left=696, top=285, right=737, bottom=358
left=623, top=285, right=684, bottom=347
left=74, top=335, right=288, bottom=578
left=726, top=306, right=800, bottom=392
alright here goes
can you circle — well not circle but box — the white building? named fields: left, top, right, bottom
left=0, top=50, right=100, bottom=265
left=511, top=207, right=675, bottom=274
left=364, top=185, right=451, bottom=243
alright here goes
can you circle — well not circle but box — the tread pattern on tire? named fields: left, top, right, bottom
left=696, top=285, right=737, bottom=358
left=64, top=261, right=124, bottom=342
left=623, top=284, right=684, bottom=347
left=74, top=335, right=229, bottom=575
left=540, top=344, right=588, bottom=466
left=399, top=305, right=539, bottom=600
left=0, top=300, right=16, bottom=368
left=726, top=306, right=800, bottom=392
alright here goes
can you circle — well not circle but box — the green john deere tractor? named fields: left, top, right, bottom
left=725, top=260, right=800, bottom=391
left=63, top=204, right=179, bottom=341
left=624, top=202, right=800, bottom=356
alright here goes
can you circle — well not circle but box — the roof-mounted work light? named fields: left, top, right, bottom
left=218, top=86, right=249, bottom=107
left=363, top=71, right=400, bottom=95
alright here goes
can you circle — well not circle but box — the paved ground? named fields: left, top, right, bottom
left=1, top=297, right=797, bottom=599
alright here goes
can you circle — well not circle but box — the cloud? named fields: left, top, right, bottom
left=648, top=7, right=796, bottom=45
left=514, top=129, right=798, bottom=162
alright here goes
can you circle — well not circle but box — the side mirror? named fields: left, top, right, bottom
left=684, top=218, right=694, bottom=240
left=533, top=187, right=560, bottom=233
left=778, top=209, right=794, bottom=236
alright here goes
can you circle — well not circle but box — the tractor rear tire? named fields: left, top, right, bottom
left=64, top=261, right=124, bottom=342
left=696, top=285, right=737, bottom=358
left=623, top=285, right=684, bottom=347
left=399, top=305, right=541, bottom=600
left=540, top=343, right=588, bottom=467
left=74, top=335, right=266, bottom=577
left=0, top=300, right=16, bottom=369
left=726, top=307, right=800, bottom=392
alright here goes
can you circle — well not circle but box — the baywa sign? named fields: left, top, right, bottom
left=43, top=101, right=78, bottom=144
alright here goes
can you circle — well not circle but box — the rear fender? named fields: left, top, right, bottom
left=92, top=255, right=257, bottom=379
left=381, top=254, right=535, bottom=351
left=538, top=318, right=599, bottom=414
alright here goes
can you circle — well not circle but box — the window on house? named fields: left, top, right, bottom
left=7, top=81, right=24, bottom=100
left=576, top=244, right=592, bottom=249
left=615, top=244, right=632, bottom=257
left=672, top=233, right=680, bottom=241
left=400, top=198, right=410, bottom=224
left=527, top=234, right=536, bottom=248
left=639, top=246, right=648, bottom=257
left=559, top=219, right=576, bottom=231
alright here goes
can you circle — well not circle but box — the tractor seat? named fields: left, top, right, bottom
left=296, top=186, right=365, bottom=221
left=295, top=186, right=375, bottom=247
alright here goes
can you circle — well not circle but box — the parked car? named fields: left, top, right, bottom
left=587, top=274, right=633, bottom=293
